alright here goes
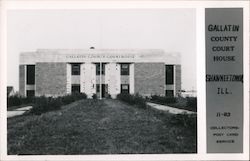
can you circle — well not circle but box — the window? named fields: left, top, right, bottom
left=166, top=65, right=174, bottom=84
left=166, top=90, right=174, bottom=97
left=121, top=84, right=129, bottom=94
left=71, top=84, right=80, bottom=93
left=26, top=65, right=35, bottom=85
left=121, top=63, right=130, bottom=75
left=26, top=90, right=35, bottom=97
left=96, top=63, right=105, bottom=75
left=71, top=63, right=81, bottom=75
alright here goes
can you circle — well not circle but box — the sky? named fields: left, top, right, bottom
left=7, top=9, right=196, bottom=91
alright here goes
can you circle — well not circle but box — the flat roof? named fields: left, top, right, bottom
left=20, top=49, right=181, bottom=65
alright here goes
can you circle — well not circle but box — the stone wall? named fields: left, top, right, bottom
left=134, top=63, right=165, bottom=96
left=35, top=63, right=67, bottom=97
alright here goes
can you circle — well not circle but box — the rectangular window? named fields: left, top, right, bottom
left=26, top=90, right=35, bottom=97
left=26, top=65, right=35, bottom=85
left=121, top=63, right=130, bottom=75
left=166, top=65, right=174, bottom=84
left=71, top=84, right=80, bottom=93
left=96, top=63, right=105, bottom=75
left=121, top=84, right=130, bottom=94
left=71, top=63, right=81, bottom=75
left=166, top=90, right=174, bottom=97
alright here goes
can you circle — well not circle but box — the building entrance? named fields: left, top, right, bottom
left=96, top=84, right=108, bottom=98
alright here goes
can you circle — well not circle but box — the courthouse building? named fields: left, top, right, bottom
left=19, top=49, right=181, bottom=99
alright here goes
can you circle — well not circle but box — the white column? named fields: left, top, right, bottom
left=173, top=65, right=176, bottom=97
left=105, top=63, right=111, bottom=95
left=80, top=63, right=85, bottom=93
left=129, top=63, right=135, bottom=94
left=66, top=63, right=71, bottom=94
left=84, top=63, right=96, bottom=98
left=90, top=63, right=96, bottom=96
left=106, top=62, right=119, bottom=98
left=99, top=62, right=102, bottom=99
left=24, top=65, right=27, bottom=97
left=116, top=63, right=121, bottom=95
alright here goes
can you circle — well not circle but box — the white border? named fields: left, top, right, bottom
left=0, top=1, right=249, bottom=161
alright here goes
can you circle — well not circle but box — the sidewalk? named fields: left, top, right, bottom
left=7, top=106, right=32, bottom=118
left=147, top=102, right=196, bottom=114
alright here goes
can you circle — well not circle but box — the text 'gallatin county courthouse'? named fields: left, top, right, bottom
left=19, top=49, right=181, bottom=99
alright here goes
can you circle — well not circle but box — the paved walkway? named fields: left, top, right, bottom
left=7, top=106, right=33, bottom=118
left=147, top=102, right=196, bottom=114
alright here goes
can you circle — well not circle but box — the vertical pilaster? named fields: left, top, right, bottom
left=100, top=62, right=102, bottom=99
left=129, top=63, right=135, bottom=94
left=66, top=63, right=71, bottom=94
left=91, top=63, right=96, bottom=96
left=116, top=63, right=121, bottom=96
left=80, top=63, right=85, bottom=93
left=175, top=64, right=182, bottom=97
left=173, top=65, right=176, bottom=97
left=105, top=63, right=111, bottom=94
left=19, top=65, right=26, bottom=96
left=85, top=63, right=96, bottom=98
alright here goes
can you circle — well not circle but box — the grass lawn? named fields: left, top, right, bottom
left=8, top=99, right=197, bottom=154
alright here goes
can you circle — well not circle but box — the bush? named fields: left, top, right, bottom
left=7, top=95, right=34, bottom=107
left=107, top=94, right=112, bottom=99
left=49, top=97, right=62, bottom=110
left=151, top=95, right=176, bottom=104
left=117, top=93, right=147, bottom=108
left=61, top=95, right=75, bottom=105
left=92, top=94, right=97, bottom=99
left=61, top=92, right=87, bottom=105
left=30, top=96, right=62, bottom=115
left=30, top=96, right=50, bottom=115
left=7, top=95, right=22, bottom=107
left=186, top=97, right=197, bottom=112
left=73, top=92, right=87, bottom=100
left=30, top=93, right=87, bottom=115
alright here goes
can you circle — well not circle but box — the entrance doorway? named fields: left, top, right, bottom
left=96, top=84, right=108, bottom=98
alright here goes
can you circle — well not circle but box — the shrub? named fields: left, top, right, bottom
left=60, top=92, right=87, bottom=105
left=151, top=95, right=176, bottom=104
left=49, top=98, right=62, bottom=110
left=117, top=93, right=147, bottom=108
left=30, top=96, right=50, bottom=115
left=61, top=95, right=75, bottom=105
left=73, top=92, right=87, bottom=100
left=134, top=94, right=147, bottom=108
left=92, top=94, right=97, bottom=99
left=30, top=93, right=87, bottom=115
left=7, top=95, right=22, bottom=107
left=186, top=97, right=197, bottom=112
left=7, top=95, right=34, bottom=108
left=107, top=94, right=112, bottom=99
left=30, top=96, right=63, bottom=115
left=21, top=97, right=34, bottom=105
left=117, top=93, right=134, bottom=104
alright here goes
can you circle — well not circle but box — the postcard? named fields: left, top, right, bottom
left=0, top=0, right=249, bottom=160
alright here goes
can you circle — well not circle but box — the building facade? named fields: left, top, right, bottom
left=19, top=49, right=181, bottom=98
